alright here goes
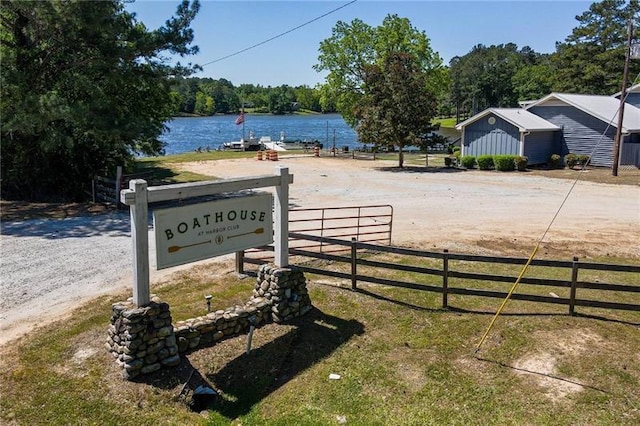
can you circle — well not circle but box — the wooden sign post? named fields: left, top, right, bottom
left=121, top=167, right=292, bottom=306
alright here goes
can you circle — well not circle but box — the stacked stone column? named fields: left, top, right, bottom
left=106, top=296, right=181, bottom=380
left=254, top=264, right=312, bottom=322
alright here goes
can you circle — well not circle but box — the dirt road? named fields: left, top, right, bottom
left=1, top=155, right=638, bottom=345
left=176, top=155, right=640, bottom=258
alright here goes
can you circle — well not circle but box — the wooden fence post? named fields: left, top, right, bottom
left=443, top=249, right=449, bottom=308
left=115, top=166, right=123, bottom=208
left=235, top=251, right=244, bottom=275
left=130, top=179, right=150, bottom=306
left=569, top=256, right=579, bottom=315
left=351, top=238, right=357, bottom=290
left=274, top=167, right=290, bottom=267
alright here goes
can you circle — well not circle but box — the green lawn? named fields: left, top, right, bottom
left=1, top=254, right=638, bottom=425
left=435, top=117, right=457, bottom=128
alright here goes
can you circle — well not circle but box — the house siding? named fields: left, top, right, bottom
left=522, top=131, right=558, bottom=165
left=462, top=115, right=520, bottom=158
left=621, top=133, right=640, bottom=166
left=528, top=105, right=616, bottom=167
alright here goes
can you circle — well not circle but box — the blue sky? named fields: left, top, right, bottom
left=127, top=0, right=593, bottom=87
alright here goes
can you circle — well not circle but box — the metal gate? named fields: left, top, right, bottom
left=244, top=204, right=393, bottom=261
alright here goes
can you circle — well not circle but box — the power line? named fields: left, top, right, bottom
left=199, top=0, right=358, bottom=67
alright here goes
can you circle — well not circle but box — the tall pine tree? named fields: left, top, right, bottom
left=1, top=0, right=200, bottom=200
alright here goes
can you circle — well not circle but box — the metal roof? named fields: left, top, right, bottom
left=527, top=93, right=640, bottom=132
left=455, top=108, right=560, bottom=132
left=612, top=83, right=640, bottom=98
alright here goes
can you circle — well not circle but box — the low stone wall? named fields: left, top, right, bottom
left=174, top=264, right=312, bottom=353
left=107, top=264, right=311, bottom=379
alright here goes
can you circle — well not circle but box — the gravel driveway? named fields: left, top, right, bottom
left=2, top=156, right=638, bottom=345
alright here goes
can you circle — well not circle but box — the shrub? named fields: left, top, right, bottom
left=461, top=155, right=476, bottom=169
left=477, top=155, right=494, bottom=170
left=452, top=146, right=461, bottom=153
left=514, top=155, right=528, bottom=171
left=547, top=153, right=563, bottom=169
left=578, top=154, right=590, bottom=166
left=494, top=155, right=516, bottom=171
left=565, top=153, right=579, bottom=169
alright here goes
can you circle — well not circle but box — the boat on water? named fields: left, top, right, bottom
left=276, top=139, right=322, bottom=150
left=222, top=131, right=262, bottom=151
left=222, top=129, right=322, bottom=152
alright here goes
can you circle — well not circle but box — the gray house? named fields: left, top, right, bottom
left=456, top=92, right=640, bottom=167
left=455, top=108, right=559, bottom=165
left=613, top=84, right=640, bottom=108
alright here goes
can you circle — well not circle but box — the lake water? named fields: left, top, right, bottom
left=159, top=113, right=460, bottom=155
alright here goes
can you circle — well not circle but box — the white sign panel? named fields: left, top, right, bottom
left=153, top=193, right=273, bottom=269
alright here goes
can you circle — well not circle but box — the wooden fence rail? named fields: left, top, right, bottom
left=243, top=232, right=640, bottom=314
left=93, top=166, right=155, bottom=207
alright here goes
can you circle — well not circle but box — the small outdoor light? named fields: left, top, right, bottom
left=246, top=315, right=257, bottom=355
left=205, top=294, right=212, bottom=312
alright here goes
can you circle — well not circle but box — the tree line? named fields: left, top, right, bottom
left=2, top=0, right=637, bottom=201
left=169, top=77, right=335, bottom=115
left=448, top=0, right=639, bottom=120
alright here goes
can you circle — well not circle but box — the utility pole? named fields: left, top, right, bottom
left=612, top=20, right=633, bottom=176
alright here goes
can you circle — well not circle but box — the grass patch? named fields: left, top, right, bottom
left=2, top=252, right=638, bottom=425
left=435, top=117, right=458, bottom=128
left=134, top=151, right=259, bottom=184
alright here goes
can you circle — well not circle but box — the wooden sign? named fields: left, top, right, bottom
left=153, top=193, right=273, bottom=269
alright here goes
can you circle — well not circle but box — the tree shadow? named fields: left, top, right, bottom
left=0, top=210, right=131, bottom=238
left=473, top=355, right=608, bottom=393
left=207, top=307, right=364, bottom=419
left=132, top=161, right=181, bottom=185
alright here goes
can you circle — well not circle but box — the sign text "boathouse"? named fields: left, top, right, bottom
left=153, top=193, right=273, bottom=269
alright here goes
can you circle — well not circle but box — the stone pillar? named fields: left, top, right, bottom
left=254, top=264, right=312, bottom=323
left=106, top=296, right=180, bottom=380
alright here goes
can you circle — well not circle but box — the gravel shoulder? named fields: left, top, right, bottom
left=2, top=155, right=638, bottom=346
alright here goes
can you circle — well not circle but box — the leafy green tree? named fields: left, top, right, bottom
left=1, top=0, right=200, bottom=201
left=209, top=78, right=240, bottom=113
left=268, top=85, right=295, bottom=114
left=315, top=14, right=446, bottom=127
left=449, top=43, right=532, bottom=116
left=294, top=85, right=321, bottom=111
left=194, top=91, right=215, bottom=115
left=357, top=52, right=438, bottom=168
left=168, top=91, right=184, bottom=115
left=551, top=0, right=640, bottom=95
left=512, top=60, right=555, bottom=102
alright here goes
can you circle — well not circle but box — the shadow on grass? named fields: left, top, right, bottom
left=133, top=161, right=181, bottom=185
left=208, top=307, right=364, bottom=419
left=135, top=307, right=364, bottom=419
left=473, top=355, right=608, bottom=393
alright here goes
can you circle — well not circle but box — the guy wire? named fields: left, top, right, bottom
left=474, top=74, right=640, bottom=356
